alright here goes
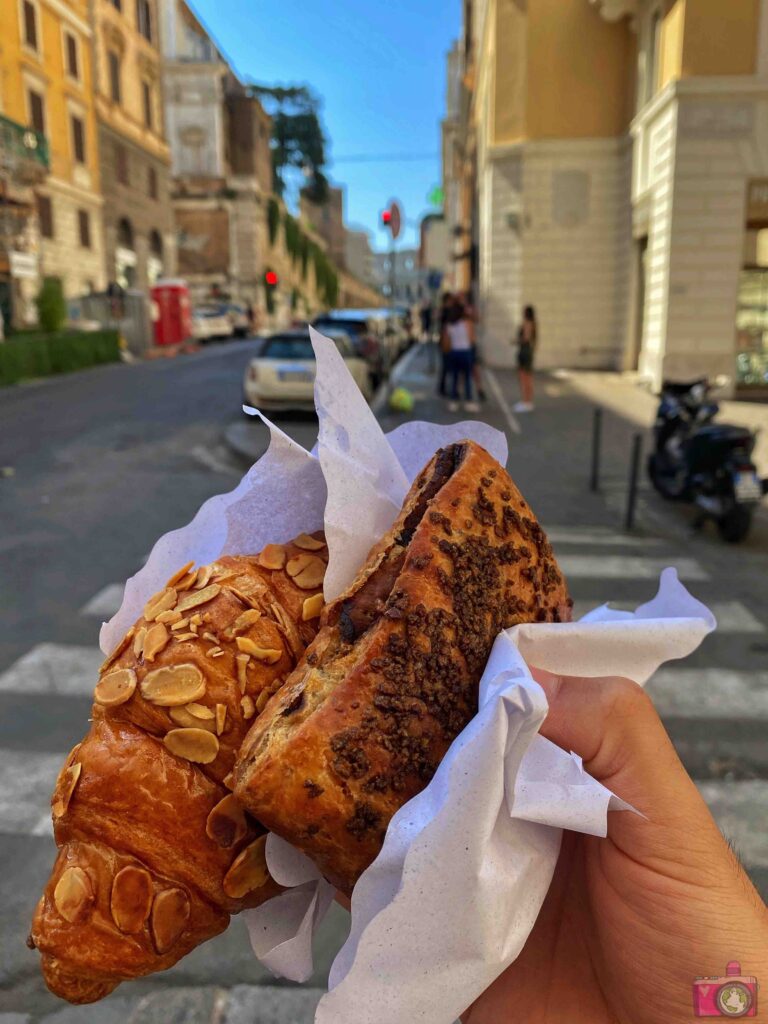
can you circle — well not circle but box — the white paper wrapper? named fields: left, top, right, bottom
left=100, top=331, right=716, bottom=1024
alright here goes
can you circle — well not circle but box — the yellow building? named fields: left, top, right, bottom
left=0, top=0, right=105, bottom=313
left=450, top=0, right=768, bottom=392
left=93, top=0, right=174, bottom=290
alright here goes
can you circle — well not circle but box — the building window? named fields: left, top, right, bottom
left=147, top=165, right=158, bottom=199
left=78, top=209, right=91, bottom=248
left=108, top=51, right=121, bottom=103
left=115, top=142, right=128, bottom=185
left=110, top=0, right=121, bottom=10
left=64, top=31, right=79, bottom=79
left=37, top=193, right=53, bottom=238
left=23, top=0, right=38, bottom=50
left=142, top=81, right=153, bottom=129
left=117, top=217, right=134, bottom=248
left=28, top=89, right=45, bottom=134
left=71, top=114, right=86, bottom=163
left=136, top=0, right=152, bottom=42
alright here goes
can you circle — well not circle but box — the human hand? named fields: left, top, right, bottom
left=462, top=674, right=768, bottom=1024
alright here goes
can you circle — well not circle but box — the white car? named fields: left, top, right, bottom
left=192, top=304, right=232, bottom=342
left=243, top=329, right=372, bottom=412
left=225, top=303, right=250, bottom=338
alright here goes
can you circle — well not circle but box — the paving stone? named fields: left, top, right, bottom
left=0, top=1014, right=32, bottom=1024
left=127, top=986, right=222, bottom=1024
left=38, top=994, right=140, bottom=1024
left=220, top=985, right=325, bottom=1024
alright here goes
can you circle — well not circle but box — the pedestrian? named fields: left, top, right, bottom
left=514, top=304, right=537, bottom=413
left=463, top=291, right=486, bottom=403
left=437, top=292, right=455, bottom=398
left=420, top=301, right=432, bottom=342
left=447, top=299, right=480, bottom=414
left=461, top=670, right=768, bottom=1022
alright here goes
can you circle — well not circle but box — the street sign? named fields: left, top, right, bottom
left=9, top=251, right=36, bottom=279
left=388, top=199, right=402, bottom=240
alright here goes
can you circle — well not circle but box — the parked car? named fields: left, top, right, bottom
left=243, top=329, right=372, bottom=413
left=225, top=303, right=250, bottom=338
left=191, top=304, right=231, bottom=342
left=313, top=310, right=389, bottom=386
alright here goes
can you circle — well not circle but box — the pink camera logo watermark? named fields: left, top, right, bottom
left=692, top=961, right=758, bottom=1017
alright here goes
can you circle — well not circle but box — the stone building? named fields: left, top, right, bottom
left=158, top=0, right=272, bottom=305
left=344, top=226, right=377, bottom=290
left=451, top=0, right=768, bottom=393
left=1, top=0, right=105, bottom=319
left=94, top=0, right=174, bottom=292
left=300, top=186, right=346, bottom=269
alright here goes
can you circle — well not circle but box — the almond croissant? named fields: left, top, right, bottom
left=29, top=534, right=328, bottom=1004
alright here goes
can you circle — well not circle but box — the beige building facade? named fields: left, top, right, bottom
left=452, top=0, right=768, bottom=393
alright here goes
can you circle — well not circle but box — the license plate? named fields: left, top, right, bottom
left=734, top=471, right=762, bottom=501
left=277, top=365, right=313, bottom=383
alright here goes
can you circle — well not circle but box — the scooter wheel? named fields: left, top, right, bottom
left=717, top=505, right=753, bottom=543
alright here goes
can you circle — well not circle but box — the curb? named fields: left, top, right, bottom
left=371, top=342, right=426, bottom=416
left=224, top=420, right=267, bottom=466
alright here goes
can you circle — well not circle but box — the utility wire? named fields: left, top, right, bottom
left=330, top=152, right=439, bottom=164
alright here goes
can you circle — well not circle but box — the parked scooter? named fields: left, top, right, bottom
left=648, top=378, right=766, bottom=542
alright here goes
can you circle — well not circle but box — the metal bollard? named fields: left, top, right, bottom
left=625, top=433, right=643, bottom=532
left=590, top=408, right=602, bottom=492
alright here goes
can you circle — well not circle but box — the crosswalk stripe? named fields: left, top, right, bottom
left=79, top=583, right=125, bottom=618
left=647, top=668, right=768, bottom=719
left=0, top=644, right=101, bottom=697
left=557, top=554, right=709, bottom=580
left=572, top=599, right=766, bottom=634
left=547, top=526, right=663, bottom=548
left=696, top=780, right=768, bottom=868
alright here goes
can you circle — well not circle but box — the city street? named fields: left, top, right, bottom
left=1, top=343, right=767, bottom=1022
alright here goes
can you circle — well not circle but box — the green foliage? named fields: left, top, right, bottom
left=36, top=276, right=67, bottom=334
left=290, top=288, right=299, bottom=311
left=309, top=243, right=338, bottom=309
left=267, top=198, right=281, bottom=246
left=0, top=329, right=120, bottom=386
left=299, top=232, right=310, bottom=281
left=283, top=213, right=301, bottom=264
left=247, top=83, right=328, bottom=203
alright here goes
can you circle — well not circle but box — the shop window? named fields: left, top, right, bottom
left=37, top=194, right=53, bottom=238
left=147, top=165, right=158, bottom=199
left=28, top=89, right=45, bottom=134
left=149, top=229, right=163, bottom=257
left=108, top=51, right=122, bottom=104
left=71, top=114, right=86, bottom=164
left=65, top=32, right=79, bottom=79
left=23, top=0, right=38, bottom=50
left=115, top=143, right=128, bottom=185
left=78, top=209, right=91, bottom=248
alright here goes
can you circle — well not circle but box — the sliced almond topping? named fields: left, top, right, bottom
left=164, top=727, right=219, bottom=763
left=293, top=532, right=326, bottom=551
left=223, top=771, right=235, bottom=790
left=186, top=702, right=215, bottom=719
left=156, top=609, right=183, bottom=625
left=144, top=588, right=177, bottom=623
left=99, top=627, right=133, bottom=673
left=111, top=866, right=153, bottom=934
left=150, top=888, right=190, bottom=954
left=258, top=544, right=286, bottom=571
left=143, top=622, right=170, bottom=662
left=202, top=632, right=218, bottom=644
left=174, top=570, right=197, bottom=592
left=285, top=553, right=315, bottom=578
left=206, top=793, right=247, bottom=849
left=133, top=626, right=147, bottom=659
left=236, top=654, right=250, bottom=694
left=293, top=558, right=326, bottom=590
left=270, top=601, right=304, bottom=661
left=168, top=705, right=216, bottom=732
left=194, top=565, right=213, bottom=590
left=94, top=668, right=137, bottom=708
left=54, top=867, right=94, bottom=924
left=52, top=762, right=81, bottom=818
left=235, top=638, right=282, bottom=663
left=255, top=688, right=271, bottom=713
left=176, top=584, right=221, bottom=614
left=231, top=609, right=261, bottom=635
left=171, top=617, right=190, bottom=631
left=174, top=632, right=197, bottom=641
left=302, top=593, right=324, bottom=621
left=141, top=663, right=205, bottom=706
left=240, top=695, right=255, bottom=720
left=165, top=561, right=195, bottom=589
left=223, top=835, right=269, bottom=899
left=206, top=646, right=224, bottom=658
left=215, top=703, right=227, bottom=735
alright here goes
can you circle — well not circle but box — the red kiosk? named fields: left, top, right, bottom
left=151, top=279, right=192, bottom=347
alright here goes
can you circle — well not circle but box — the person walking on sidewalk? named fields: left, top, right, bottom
left=463, top=291, right=487, bottom=403
left=514, top=304, right=537, bottom=413
left=438, top=292, right=456, bottom=398
left=447, top=299, right=480, bottom=414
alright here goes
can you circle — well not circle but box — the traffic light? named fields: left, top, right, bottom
left=264, top=270, right=278, bottom=286
left=381, top=210, right=392, bottom=227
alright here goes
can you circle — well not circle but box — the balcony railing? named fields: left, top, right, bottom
left=0, top=113, right=49, bottom=184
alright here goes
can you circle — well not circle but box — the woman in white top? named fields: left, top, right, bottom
left=447, top=301, right=480, bottom=413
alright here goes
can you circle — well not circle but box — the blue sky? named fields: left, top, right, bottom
left=190, top=0, right=460, bottom=252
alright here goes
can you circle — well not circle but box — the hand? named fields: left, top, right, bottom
left=462, top=674, right=768, bottom=1024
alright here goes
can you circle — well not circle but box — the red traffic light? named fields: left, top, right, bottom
left=382, top=210, right=392, bottom=225
left=265, top=270, right=278, bottom=286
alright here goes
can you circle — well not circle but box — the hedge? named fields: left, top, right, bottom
left=0, top=329, right=120, bottom=387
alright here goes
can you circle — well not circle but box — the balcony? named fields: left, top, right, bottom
left=0, top=114, right=49, bottom=186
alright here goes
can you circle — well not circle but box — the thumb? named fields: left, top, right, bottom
left=531, top=671, right=729, bottom=869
